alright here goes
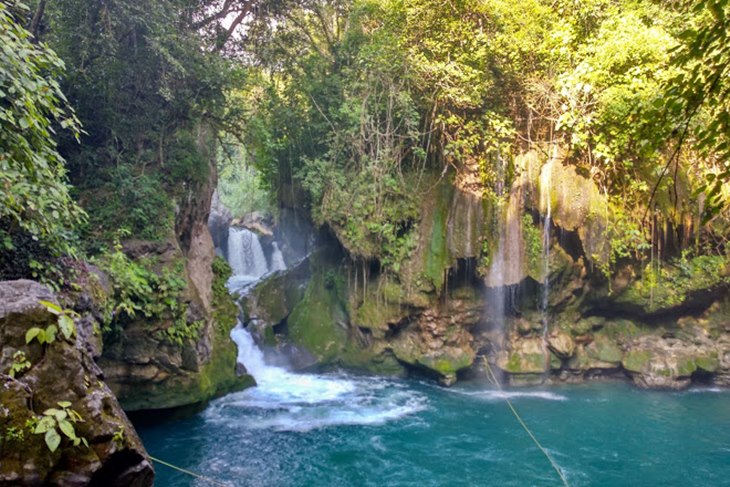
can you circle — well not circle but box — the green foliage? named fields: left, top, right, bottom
left=112, top=426, right=125, bottom=444
left=25, top=325, right=57, bottom=346
left=8, top=351, right=30, bottom=378
left=217, top=142, right=275, bottom=219
left=32, top=401, right=88, bottom=452
left=1, top=425, right=25, bottom=444
left=663, top=0, right=730, bottom=219
left=522, top=214, right=544, bottom=278
left=93, top=241, right=196, bottom=344
left=39, top=300, right=77, bottom=341
left=0, top=1, right=85, bottom=279
left=24, top=299, right=78, bottom=345
left=94, top=242, right=186, bottom=326
left=155, top=318, right=204, bottom=347
left=35, top=0, right=243, bottom=242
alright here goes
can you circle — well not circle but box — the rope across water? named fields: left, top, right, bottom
left=150, top=455, right=230, bottom=487
left=483, top=357, right=570, bottom=487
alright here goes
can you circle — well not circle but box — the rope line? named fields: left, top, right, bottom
left=149, top=455, right=230, bottom=487
left=483, top=358, right=570, bottom=487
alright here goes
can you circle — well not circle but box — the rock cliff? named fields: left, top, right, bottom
left=0, top=280, right=153, bottom=487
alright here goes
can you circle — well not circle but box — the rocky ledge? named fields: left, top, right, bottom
left=0, top=280, right=153, bottom=487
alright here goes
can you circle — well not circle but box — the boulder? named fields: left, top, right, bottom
left=391, top=307, right=478, bottom=386
left=547, top=331, right=575, bottom=358
left=496, top=337, right=548, bottom=375
left=0, top=280, right=153, bottom=486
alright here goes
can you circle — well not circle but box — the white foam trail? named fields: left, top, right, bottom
left=451, top=389, right=568, bottom=401
left=685, top=387, right=724, bottom=394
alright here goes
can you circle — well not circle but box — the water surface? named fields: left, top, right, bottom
left=138, top=373, right=730, bottom=486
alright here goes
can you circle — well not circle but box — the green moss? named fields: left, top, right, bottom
left=340, top=342, right=406, bottom=376
left=504, top=351, right=545, bottom=373
left=423, top=182, right=453, bottom=291
left=422, top=354, right=473, bottom=375
left=586, top=336, right=623, bottom=364
left=522, top=214, right=544, bottom=280
left=287, top=262, right=349, bottom=363
left=676, top=357, right=697, bottom=377
left=622, top=350, right=652, bottom=372
left=696, top=354, right=720, bottom=373
left=550, top=352, right=562, bottom=370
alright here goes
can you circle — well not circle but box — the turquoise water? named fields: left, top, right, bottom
left=138, top=376, right=730, bottom=486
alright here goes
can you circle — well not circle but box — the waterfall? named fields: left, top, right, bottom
left=540, top=160, right=552, bottom=332
left=230, top=324, right=355, bottom=400
left=270, top=242, right=286, bottom=272
left=227, top=227, right=268, bottom=279
left=539, top=160, right=553, bottom=370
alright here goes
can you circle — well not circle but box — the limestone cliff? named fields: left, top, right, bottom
left=238, top=147, right=730, bottom=390
left=98, top=130, right=251, bottom=411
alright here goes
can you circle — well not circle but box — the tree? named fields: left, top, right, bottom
left=661, top=0, right=730, bottom=220
left=0, top=1, right=84, bottom=279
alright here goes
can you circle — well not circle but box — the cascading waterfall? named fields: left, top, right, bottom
left=540, top=160, right=552, bottom=353
left=223, top=324, right=426, bottom=432
left=227, top=227, right=268, bottom=279
left=226, top=227, right=287, bottom=292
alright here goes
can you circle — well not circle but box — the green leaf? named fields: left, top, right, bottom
left=57, top=401, right=72, bottom=408
left=45, top=325, right=57, bottom=343
left=45, top=428, right=61, bottom=452
left=39, top=300, right=61, bottom=315
left=58, top=315, right=75, bottom=340
left=58, top=420, right=76, bottom=440
left=25, top=327, right=41, bottom=344
left=34, top=416, right=55, bottom=434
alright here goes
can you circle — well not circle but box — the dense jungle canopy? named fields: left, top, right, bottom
left=1, top=0, right=729, bottom=284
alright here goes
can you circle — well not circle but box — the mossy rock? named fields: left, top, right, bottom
left=241, top=258, right=310, bottom=328
left=287, top=264, right=349, bottom=364
left=586, top=336, right=623, bottom=364
left=622, top=350, right=653, bottom=373
left=696, top=353, right=720, bottom=373
left=497, top=338, right=547, bottom=374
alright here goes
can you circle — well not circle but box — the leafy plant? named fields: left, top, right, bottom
left=26, top=300, right=78, bottom=345
left=25, top=325, right=58, bottom=346
left=112, top=426, right=125, bottom=444
left=8, top=351, right=30, bottom=378
left=0, top=2, right=85, bottom=281
left=32, top=401, right=88, bottom=452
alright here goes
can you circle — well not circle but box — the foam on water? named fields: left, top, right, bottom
left=221, top=325, right=427, bottom=432
left=450, top=388, right=568, bottom=402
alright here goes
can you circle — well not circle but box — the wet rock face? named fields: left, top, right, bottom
left=390, top=297, right=481, bottom=385
left=0, top=280, right=154, bottom=487
left=209, top=189, right=233, bottom=257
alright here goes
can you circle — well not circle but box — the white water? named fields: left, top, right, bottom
left=540, top=159, right=552, bottom=348
left=222, top=325, right=427, bottom=432
left=227, top=227, right=268, bottom=280
left=451, top=388, right=568, bottom=402
left=226, top=227, right=287, bottom=293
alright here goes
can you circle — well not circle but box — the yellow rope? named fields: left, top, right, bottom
left=483, top=358, right=570, bottom=487
left=149, top=455, right=230, bottom=487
